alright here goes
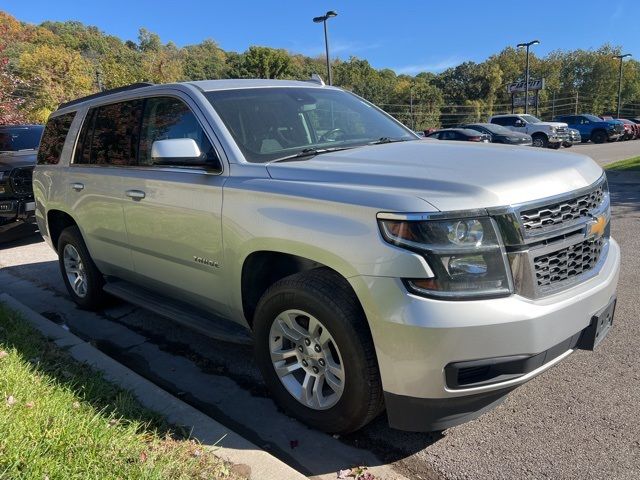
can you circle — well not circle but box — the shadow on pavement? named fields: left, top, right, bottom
left=0, top=223, right=42, bottom=249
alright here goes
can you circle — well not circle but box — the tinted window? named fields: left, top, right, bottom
left=74, top=100, right=143, bottom=166
left=37, top=115, right=74, bottom=165
left=491, top=117, right=510, bottom=126
left=138, top=97, right=219, bottom=168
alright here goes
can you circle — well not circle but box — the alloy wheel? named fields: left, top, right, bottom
left=63, top=244, right=88, bottom=298
left=269, top=309, right=345, bottom=410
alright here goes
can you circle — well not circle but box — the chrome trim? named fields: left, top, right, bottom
left=377, top=209, right=488, bottom=221
left=444, top=349, right=574, bottom=395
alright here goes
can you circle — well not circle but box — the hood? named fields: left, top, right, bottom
left=0, top=150, right=37, bottom=170
left=266, top=141, right=603, bottom=212
left=537, top=121, right=568, bottom=128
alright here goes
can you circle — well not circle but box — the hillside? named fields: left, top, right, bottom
left=1, top=11, right=639, bottom=127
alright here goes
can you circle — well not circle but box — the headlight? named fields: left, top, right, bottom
left=549, top=127, right=557, bottom=133
left=378, top=215, right=512, bottom=299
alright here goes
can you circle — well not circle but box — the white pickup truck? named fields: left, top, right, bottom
left=489, top=114, right=569, bottom=149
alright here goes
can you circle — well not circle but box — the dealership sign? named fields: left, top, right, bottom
left=512, top=96, right=537, bottom=107
left=507, top=79, right=545, bottom=93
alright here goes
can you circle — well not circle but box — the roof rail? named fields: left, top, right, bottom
left=57, top=82, right=155, bottom=110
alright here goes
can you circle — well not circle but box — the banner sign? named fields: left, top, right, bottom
left=507, top=79, right=545, bottom=93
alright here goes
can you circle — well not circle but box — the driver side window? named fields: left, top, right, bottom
left=138, top=96, right=220, bottom=168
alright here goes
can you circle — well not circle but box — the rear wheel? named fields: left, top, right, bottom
left=532, top=133, right=548, bottom=148
left=253, top=269, right=383, bottom=433
left=592, top=130, right=607, bottom=144
left=57, top=226, right=108, bottom=310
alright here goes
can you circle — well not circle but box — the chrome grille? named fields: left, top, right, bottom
left=534, top=237, right=604, bottom=287
left=520, top=185, right=604, bottom=232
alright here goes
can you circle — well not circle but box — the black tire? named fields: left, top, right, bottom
left=532, top=133, right=548, bottom=148
left=253, top=268, right=383, bottom=433
left=563, top=143, right=573, bottom=148
left=592, top=130, right=607, bottom=144
left=550, top=142, right=562, bottom=149
left=57, top=226, right=108, bottom=310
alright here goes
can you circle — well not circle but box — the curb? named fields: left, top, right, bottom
left=0, top=293, right=308, bottom=480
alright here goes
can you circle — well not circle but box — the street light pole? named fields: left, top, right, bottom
left=517, top=40, right=540, bottom=114
left=313, top=11, right=338, bottom=85
left=613, top=53, right=631, bottom=118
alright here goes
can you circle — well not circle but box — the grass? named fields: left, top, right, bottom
left=0, top=303, right=242, bottom=480
left=605, top=156, right=640, bottom=171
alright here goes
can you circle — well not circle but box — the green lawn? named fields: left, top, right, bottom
left=605, top=156, right=640, bottom=171
left=0, top=304, right=240, bottom=480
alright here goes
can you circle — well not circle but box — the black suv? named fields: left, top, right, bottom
left=0, top=125, right=44, bottom=233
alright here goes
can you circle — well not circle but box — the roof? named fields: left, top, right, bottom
left=188, top=79, right=331, bottom=91
left=55, top=78, right=332, bottom=112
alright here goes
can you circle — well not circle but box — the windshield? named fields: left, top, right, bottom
left=520, top=115, right=541, bottom=124
left=471, top=124, right=512, bottom=134
left=0, top=126, right=44, bottom=152
left=205, top=87, right=416, bottom=163
left=584, top=114, right=602, bottom=123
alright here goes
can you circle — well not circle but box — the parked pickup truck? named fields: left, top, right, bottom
left=34, top=80, right=620, bottom=433
left=489, top=114, right=569, bottom=149
left=553, top=114, right=624, bottom=143
left=0, top=124, right=43, bottom=234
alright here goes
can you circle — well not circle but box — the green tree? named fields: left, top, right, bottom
left=18, top=43, right=93, bottom=122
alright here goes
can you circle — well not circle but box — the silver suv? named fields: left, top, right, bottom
left=34, top=80, right=620, bottom=433
left=489, top=114, right=569, bottom=149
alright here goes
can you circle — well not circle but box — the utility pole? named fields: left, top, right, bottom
left=313, top=11, right=338, bottom=85
left=517, top=40, right=540, bottom=114
left=575, top=91, right=578, bottom=115
left=551, top=91, right=556, bottom=118
left=409, top=82, right=414, bottom=130
left=613, top=53, right=631, bottom=118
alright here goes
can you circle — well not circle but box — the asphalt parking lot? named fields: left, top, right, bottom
left=1, top=145, right=639, bottom=479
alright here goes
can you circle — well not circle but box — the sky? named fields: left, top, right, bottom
left=2, top=0, right=639, bottom=75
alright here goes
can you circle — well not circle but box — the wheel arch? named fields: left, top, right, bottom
left=47, top=209, right=79, bottom=249
left=239, top=248, right=362, bottom=329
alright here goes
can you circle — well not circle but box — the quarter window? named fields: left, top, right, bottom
left=37, top=113, right=75, bottom=165
left=138, top=97, right=219, bottom=168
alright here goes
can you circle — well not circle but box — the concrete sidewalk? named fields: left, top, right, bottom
left=0, top=293, right=308, bottom=480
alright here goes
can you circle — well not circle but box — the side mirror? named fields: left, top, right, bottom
left=151, top=138, right=209, bottom=168
left=514, top=120, right=525, bottom=127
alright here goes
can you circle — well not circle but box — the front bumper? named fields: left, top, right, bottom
left=0, top=197, right=36, bottom=233
left=349, top=238, right=620, bottom=430
left=548, top=132, right=568, bottom=144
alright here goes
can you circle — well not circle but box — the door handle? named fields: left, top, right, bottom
left=126, top=190, right=146, bottom=200
left=71, top=183, right=84, bottom=191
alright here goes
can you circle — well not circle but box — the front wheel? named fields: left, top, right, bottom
left=550, top=142, right=562, bottom=149
left=253, top=269, right=383, bottom=433
left=532, top=134, right=548, bottom=148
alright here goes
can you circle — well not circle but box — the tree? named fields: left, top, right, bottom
left=232, top=46, right=294, bottom=79
left=18, top=44, right=94, bottom=122
left=0, top=23, right=27, bottom=124
left=183, top=39, right=227, bottom=80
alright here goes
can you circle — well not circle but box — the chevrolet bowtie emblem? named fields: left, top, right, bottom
left=588, top=215, right=607, bottom=238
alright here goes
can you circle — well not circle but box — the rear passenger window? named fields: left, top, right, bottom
left=37, top=112, right=76, bottom=165
left=74, top=100, right=143, bottom=166
left=138, top=97, right=219, bottom=168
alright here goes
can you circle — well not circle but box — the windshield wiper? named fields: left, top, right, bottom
left=368, top=137, right=410, bottom=145
left=270, top=146, right=354, bottom=163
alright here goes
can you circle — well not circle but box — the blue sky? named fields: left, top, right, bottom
left=2, top=0, right=638, bottom=74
